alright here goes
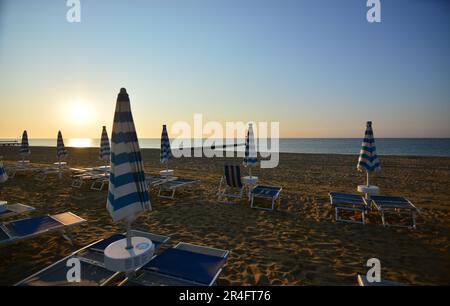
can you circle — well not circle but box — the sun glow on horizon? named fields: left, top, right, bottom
left=67, top=138, right=93, bottom=148
left=66, top=99, right=94, bottom=124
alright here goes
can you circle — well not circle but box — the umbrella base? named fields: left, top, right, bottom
left=104, top=237, right=155, bottom=272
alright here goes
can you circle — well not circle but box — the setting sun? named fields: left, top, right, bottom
left=67, top=99, right=93, bottom=124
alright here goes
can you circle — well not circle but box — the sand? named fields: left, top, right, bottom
left=0, top=146, right=449, bottom=286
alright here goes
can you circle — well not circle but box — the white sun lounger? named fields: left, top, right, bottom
left=16, top=230, right=170, bottom=286
left=0, top=203, right=35, bottom=219
left=0, top=212, right=86, bottom=245
left=122, top=242, right=229, bottom=286
left=156, top=177, right=200, bottom=199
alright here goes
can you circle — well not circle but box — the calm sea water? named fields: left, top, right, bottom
left=2, top=138, right=450, bottom=157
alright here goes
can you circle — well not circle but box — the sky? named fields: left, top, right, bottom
left=0, top=0, right=449, bottom=139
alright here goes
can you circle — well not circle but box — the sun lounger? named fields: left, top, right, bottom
left=0, top=212, right=86, bottom=245
left=15, top=230, right=170, bottom=286
left=370, top=195, right=420, bottom=229
left=7, top=162, right=42, bottom=178
left=145, top=175, right=173, bottom=187
left=357, top=274, right=407, bottom=286
left=250, top=185, right=282, bottom=211
left=156, top=177, right=199, bottom=199
left=90, top=177, right=109, bottom=191
left=123, top=242, right=229, bottom=286
left=217, top=164, right=245, bottom=203
left=0, top=203, right=35, bottom=219
left=329, top=192, right=370, bottom=224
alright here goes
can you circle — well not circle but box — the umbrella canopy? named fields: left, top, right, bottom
left=0, top=160, right=7, bottom=183
left=106, top=88, right=151, bottom=223
left=160, top=124, right=172, bottom=163
left=243, top=123, right=258, bottom=166
left=99, top=126, right=111, bottom=161
left=56, top=131, right=68, bottom=160
left=357, top=121, right=381, bottom=183
left=19, top=130, right=30, bottom=156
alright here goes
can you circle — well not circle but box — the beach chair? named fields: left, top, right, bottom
left=16, top=230, right=171, bottom=286
left=217, top=164, right=245, bottom=203
left=0, top=212, right=86, bottom=246
left=0, top=203, right=35, bottom=219
left=250, top=185, right=282, bottom=211
left=122, top=242, right=229, bottom=286
left=329, top=192, right=370, bottom=225
left=369, top=195, right=420, bottom=229
left=357, top=274, right=407, bottom=286
left=156, top=177, right=200, bottom=199
left=35, top=167, right=62, bottom=181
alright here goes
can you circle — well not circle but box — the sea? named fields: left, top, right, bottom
left=1, top=138, right=450, bottom=157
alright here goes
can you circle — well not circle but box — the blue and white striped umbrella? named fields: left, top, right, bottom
left=56, top=131, right=68, bottom=160
left=99, top=126, right=111, bottom=161
left=0, top=160, right=7, bottom=183
left=357, top=121, right=381, bottom=183
left=19, top=130, right=30, bottom=156
left=107, top=88, right=151, bottom=223
left=160, top=124, right=172, bottom=163
left=243, top=123, right=258, bottom=166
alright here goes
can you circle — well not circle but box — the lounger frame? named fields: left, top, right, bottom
left=329, top=193, right=370, bottom=225
left=156, top=178, right=199, bottom=199
left=370, top=196, right=420, bottom=229
left=250, top=186, right=282, bottom=211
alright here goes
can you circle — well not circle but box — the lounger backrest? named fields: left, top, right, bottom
left=224, top=164, right=243, bottom=188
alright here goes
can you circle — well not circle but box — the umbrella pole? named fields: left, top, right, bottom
left=125, top=221, right=133, bottom=250
left=249, top=166, right=252, bottom=178
left=366, top=171, right=370, bottom=186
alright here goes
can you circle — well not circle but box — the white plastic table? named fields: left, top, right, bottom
left=357, top=185, right=380, bottom=199
left=243, top=176, right=259, bottom=200
left=104, top=236, right=155, bottom=272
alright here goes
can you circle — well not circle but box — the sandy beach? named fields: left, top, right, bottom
left=0, top=146, right=449, bottom=286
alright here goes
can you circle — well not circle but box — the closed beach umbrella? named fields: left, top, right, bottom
left=243, top=123, right=258, bottom=176
left=99, top=126, right=111, bottom=161
left=107, top=88, right=151, bottom=243
left=357, top=121, right=381, bottom=185
left=0, top=160, right=7, bottom=183
left=19, top=130, right=30, bottom=161
left=56, top=130, right=68, bottom=163
left=160, top=124, right=172, bottom=170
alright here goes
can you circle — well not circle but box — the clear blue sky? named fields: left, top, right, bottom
left=0, top=0, right=449, bottom=138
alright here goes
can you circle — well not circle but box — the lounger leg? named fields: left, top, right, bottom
left=412, top=212, right=417, bottom=229
left=381, top=209, right=386, bottom=227
left=335, top=207, right=339, bottom=222
left=362, top=211, right=365, bottom=224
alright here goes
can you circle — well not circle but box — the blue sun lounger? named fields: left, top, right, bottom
left=217, top=164, right=245, bottom=203
left=369, top=195, right=420, bottom=229
left=0, top=203, right=35, bottom=219
left=16, top=230, right=171, bottom=286
left=123, top=242, right=229, bottom=286
left=250, top=185, right=282, bottom=211
left=0, top=212, right=86, bottom=245
left=329, top=192, right=370, bottom=224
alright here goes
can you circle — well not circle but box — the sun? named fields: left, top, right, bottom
left=68, top=99, right=93, bottom=123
